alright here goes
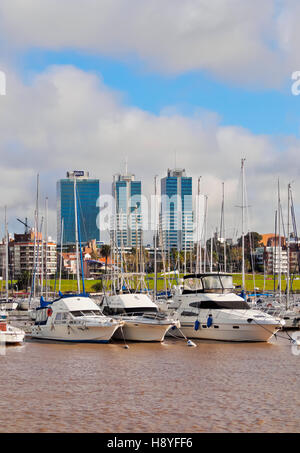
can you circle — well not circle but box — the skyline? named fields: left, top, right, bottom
left=0, top=1, right=299, bottom=240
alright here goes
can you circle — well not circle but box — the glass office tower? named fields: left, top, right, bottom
left=160, top=168, right=193, bottom=251
left=57, top=171, right=100, bottom=245
left=112, top=172, right=142, bottom=248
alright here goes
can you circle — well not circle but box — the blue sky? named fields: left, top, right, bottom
left=20, top=49, right=299, bottom=137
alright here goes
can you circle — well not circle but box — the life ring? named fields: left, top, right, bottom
left=47, top=308, right=53, bottom=317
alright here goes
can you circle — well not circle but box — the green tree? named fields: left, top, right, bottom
left=15, top=271, right=31, bottom=291
left=91, top=280, right=103, bottom=292
left=100, top=244, right=111, bottom=273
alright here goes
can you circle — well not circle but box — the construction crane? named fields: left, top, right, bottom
left=17, top=217, right=31, bottom=234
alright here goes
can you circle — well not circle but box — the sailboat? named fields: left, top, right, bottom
left=30, top=176, right=123, bottom=343
left=0, top=208, right=25, bottom=344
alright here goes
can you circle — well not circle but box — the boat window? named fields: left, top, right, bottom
left=181, top=311, right=197, bottom=317
left=184, top=278, right=203, bottom=292
left=124, top=307, right=158, bottom=314
left=220, top=276, right=233, bottom=289
left=189, top=300, right=250, bottom=309
left=70, top=310, right=102, bottom=317
left=102, top=306, right=126, bottom=316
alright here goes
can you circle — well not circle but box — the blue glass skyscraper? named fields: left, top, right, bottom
left=112, top=172, right=142, bottom=247
left=57, top=171, right=100, bottom=245
left=160, top=168, right=193, bottom=251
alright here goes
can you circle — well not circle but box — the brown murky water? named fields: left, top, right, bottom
left=1, top=334, right=299, bottom=433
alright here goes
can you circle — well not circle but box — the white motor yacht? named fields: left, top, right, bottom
left=101, top=292, right=180, bottom=342
left=30, top=294, right=124, bottom=343
left=0, top=310, right=25, bottom=344
left=164, top=273, right=284, bottom=342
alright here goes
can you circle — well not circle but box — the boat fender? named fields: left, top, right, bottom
left=171, top=325, right=177, bottom=330
left=194, top=320, right=200, bottom=331
left=47, top=308, right=53, bottom=317
left=207, top=315, right=213, bottom=328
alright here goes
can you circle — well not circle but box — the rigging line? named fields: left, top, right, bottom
left=250, top=318, right=297, bottom=343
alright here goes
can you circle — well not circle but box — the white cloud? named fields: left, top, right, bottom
left=0, top=64, right=298, bottom=241
left=0, top=0, right=298, bottom=86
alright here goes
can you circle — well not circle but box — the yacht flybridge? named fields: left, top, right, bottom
left=165, top=273, right=284, bottom=342
left=30, top=294, right=124, bottom=343
left=101, top=292, right=180, bottom=342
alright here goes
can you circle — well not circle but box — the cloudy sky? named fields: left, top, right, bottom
left=0, top=0, right=300, bottom=242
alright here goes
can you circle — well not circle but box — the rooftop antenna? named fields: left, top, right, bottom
left=125, top=156, right=128, bottom=175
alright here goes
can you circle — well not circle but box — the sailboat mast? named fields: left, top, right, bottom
left=5, top=206, right=8, bottom=302
left=45, top=197, right=48, bottom=300
left=203, top=195, right=208, bottom=272
left=287, top=183, right=291, bottom=310
left=153, top=175, right=158, bottom=302
left=222, top=182, right=227, bottom=272
left=278, top=179, right=282, bottom=302
left=241, top=158, right=246, bottom=292
left=73, top=177, right=81, bottom=294
left=59, top=218, right=64, bottom=293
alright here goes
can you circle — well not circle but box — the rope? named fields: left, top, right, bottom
left=249, top=318, right=297, bottom=343
left=119, top=325, right=129, bottom=349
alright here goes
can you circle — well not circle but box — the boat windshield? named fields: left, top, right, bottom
left=202, top=275, right=233, bottom=290
left=183, top=275, right=233, bottom=293
left=184, top=278, right=203, bottom=291
left=70, top=310, right=102, bottom=317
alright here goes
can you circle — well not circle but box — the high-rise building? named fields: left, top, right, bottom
left=160, top=168, right=193, bottom=251
left=0, top=232, right=57, bottom=279
left=112, top=172, right=142, bottom=248
left=57, top=171, right=100, bottom=245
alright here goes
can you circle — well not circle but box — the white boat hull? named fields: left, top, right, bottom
left=113, top=321, right=176, bottom=342
left=171, top=322, right=280, bottom=342
left=30, top=323, right=120, bottom=343
left=0, top=328, right=25, bottom=344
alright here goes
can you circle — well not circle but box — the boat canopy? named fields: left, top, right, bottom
left=183, top=273, right=234, bottom=294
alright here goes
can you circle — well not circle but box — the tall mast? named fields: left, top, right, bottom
left=241, top=158, right=246, bottom=292
left=287, top=183, right=291, bottom=310
left=45, top=197, right=48, bottom=300
left=59, top=218, right=64, bottom=293
left=40, top=217, right=44, bottom=297
left=210, top=230, right=213, bottom=272
left=222, top=182, right=227, bottom=272
left=203, top=195, right=208, bottom=272
left=197, top=176, right=201, bottom=273
left=153, top=175, right=158, bottom=302
left=273, top=210, right=277, bottom=293
left=73, top=177, right=81, bottom=294
left=5, top=206, right=8, bottom=302
left=184, top=215, right=187, bottom=274
left=278, top=179, right=282, bottom=302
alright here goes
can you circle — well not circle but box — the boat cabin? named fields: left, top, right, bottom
left=102, top=293, right=158, bottom=316
left=34, top=296, right=104, bottom=326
